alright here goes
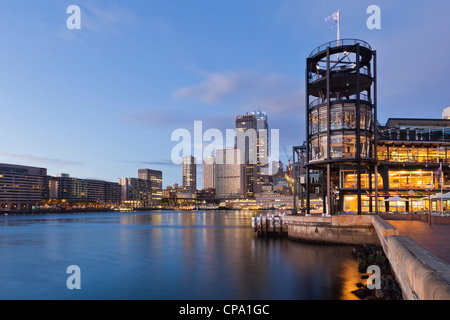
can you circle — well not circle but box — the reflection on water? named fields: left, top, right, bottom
left=0, top=210, right=363, bottom=300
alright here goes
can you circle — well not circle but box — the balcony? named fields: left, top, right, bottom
left=309, top=39, right=372, bottom=58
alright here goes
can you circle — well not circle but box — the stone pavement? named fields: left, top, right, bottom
left=386, top=220, right=450, bottom=265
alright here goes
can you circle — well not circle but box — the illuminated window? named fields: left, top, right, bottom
left=388, top=170, right=434, bottom=189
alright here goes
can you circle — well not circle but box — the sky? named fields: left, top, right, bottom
left=0, top=0, right=450, bottom=188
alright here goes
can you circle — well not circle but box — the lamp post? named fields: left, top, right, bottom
left=425, top=183, right=434, bottom=226
left=408, top=190, right=415, bottom=220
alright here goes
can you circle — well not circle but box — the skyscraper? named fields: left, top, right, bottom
left=235, top=111, right=270, bottom=197
left=215, top=148, right=244, bottom=199
left=182, top=155, right=197, bottom=193
left=235, top=113, right=257, bottom=198
left=138, top=169, right=163, bottom=204
left=203, top=156, right=216, bottom=190
left=252, top=111, right=269, bottom=190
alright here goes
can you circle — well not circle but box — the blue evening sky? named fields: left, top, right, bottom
left=0, top=0, right=449, bottom=188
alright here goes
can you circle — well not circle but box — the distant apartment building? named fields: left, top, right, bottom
left=119, top=168, right=163, bottom=208
left=119, top=178, right=153, bottom=208
left=50, top=173, right=121, bottom=203
left=0, top=163, right=49, bottom=211
left=215, top=148, right=245, bottom=199
left=203, top=156, right=216, bottom=190
left=182, top=155, right=197, bottom=193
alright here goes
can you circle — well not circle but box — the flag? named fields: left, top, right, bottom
left=435, top=166, right=442, bottom=178
left=325, top=10, right=339, bottom=29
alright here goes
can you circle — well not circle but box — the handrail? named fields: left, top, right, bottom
left=309, top=39, right=372, bottom=58
left=308, top=65, right=370, bottom=84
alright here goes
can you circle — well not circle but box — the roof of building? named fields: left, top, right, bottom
left=385, top=118, right=450, bottom=128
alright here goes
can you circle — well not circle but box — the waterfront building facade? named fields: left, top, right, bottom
left=0, top=163, right=49, bottom=211
left=305, top=39, right=378, bottom=215
left=375, top=118, right=450, bottom=213
left=51, top=173, right=121, bottom=204
left=302, top=39, right=450, bottom=215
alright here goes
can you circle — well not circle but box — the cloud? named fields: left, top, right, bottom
left=119, top=160, right=178, bottom=167
left=82, top=2, right=140, bottom=33
left=122, top=107, right=188, bottom=127
left=0, top=152, right=84, bottom=167
left=173, top=70, right=304, bottom=114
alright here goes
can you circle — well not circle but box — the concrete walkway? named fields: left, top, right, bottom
left=386, top=220, right=450, bottom=265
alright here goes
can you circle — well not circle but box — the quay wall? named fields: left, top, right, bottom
left=283, top=215, right=380, bottom=246
left=372, top=215, right=450, bottom=300
left=282, top=215, right=450, bottom=300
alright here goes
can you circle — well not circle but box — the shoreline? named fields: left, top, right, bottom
left=351, top=243, right=403, bottom=300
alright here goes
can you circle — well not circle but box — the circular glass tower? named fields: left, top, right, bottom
left=305, top=39, right=377, bottom=215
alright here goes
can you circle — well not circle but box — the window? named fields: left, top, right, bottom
left=330, top=134, right=343, bottom=158
left=342, top=105, right=356, bottom=129
left=319, top=107, right=328, bottom=132
left=310, top=110, right=318, bottom=135
left=330, top=105, right=343, bottom=130
left=343, top=133, right=356, bottom=158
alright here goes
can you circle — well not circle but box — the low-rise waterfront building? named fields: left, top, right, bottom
left=0, top=163, right=49, bottom=211
left=50, top=173, right=121, bottom=204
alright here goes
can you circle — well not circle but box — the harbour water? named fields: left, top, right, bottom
left=0, top=210, right=364, bottom=300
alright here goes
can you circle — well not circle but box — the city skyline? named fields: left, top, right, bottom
left=1, top=1, right=450, bottom=188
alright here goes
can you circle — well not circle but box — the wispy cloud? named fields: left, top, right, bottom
left=119, top=159, right=178, bottom=167
left=173, top=69, right=304, bottom=114
left=0, top=152, right=84, bottom=167
left=82, top=2, right=140, bottom=33
left=122, top=107, right=189, bottom=127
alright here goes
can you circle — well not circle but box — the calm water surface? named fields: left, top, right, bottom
left=0, top=210, right=363, bottom=300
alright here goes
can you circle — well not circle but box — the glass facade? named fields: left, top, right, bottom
left=378, top=146, right=449, bottom=164
left=309, top=104, right=373, bottom=161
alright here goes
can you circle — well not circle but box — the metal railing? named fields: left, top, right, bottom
left=309, top=92, right=371, bottom=109
left=309, top=39, right=372, bottom=58
left=308, top=65, right=370, bottom=84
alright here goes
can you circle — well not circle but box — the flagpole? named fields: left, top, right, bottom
left=441, top=160, right=443, bottom=215
left=337, top=10, right=340, bottom=46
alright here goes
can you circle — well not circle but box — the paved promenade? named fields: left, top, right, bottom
left=386, top=220, right=450, bottom=265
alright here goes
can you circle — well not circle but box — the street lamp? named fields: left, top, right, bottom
left=408, top=190, right=415, bottom=220
left=425, top=183, right=434, bottom=226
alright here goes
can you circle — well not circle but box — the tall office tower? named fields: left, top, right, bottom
left=182, top=155, right=197, bottom=193
left=251, top=111, right=270, bottom=189
left=215, top=148, right=245, bottom=199
left=203, top=156, right=216, bottom=190
left=138, top=169, right=163, bottom=204
left=235, top=113, right=257, bottom=198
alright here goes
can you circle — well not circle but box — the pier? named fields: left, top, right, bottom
left=251, top=214, right=288, bottom=237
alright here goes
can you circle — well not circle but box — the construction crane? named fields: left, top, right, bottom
left=283, top=145, right=292, bottom=166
